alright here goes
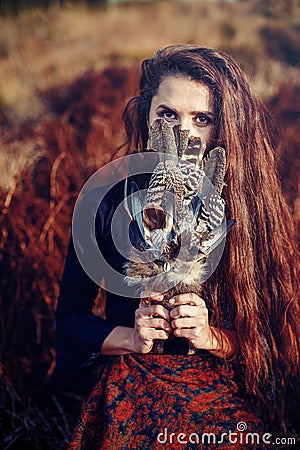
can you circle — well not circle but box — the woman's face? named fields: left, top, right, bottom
left=149, top=75, right=215, bottom=148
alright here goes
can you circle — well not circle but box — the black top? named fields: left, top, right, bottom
left=55, top=179, right=141, bottom=380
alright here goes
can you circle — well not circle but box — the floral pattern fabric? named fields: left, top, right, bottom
left=68, top=353, right=269, bottom=449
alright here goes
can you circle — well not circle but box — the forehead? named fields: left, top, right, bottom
left=152, top=75, right=214, bottom=111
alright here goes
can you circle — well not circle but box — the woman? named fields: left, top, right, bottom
left=55, top=45, right=299, bottom=448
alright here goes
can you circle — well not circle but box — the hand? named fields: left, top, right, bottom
left=169, top=293, right=214, bottom=351
left=132, top=291, right=172, bottom=353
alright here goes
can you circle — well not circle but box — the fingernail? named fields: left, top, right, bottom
left=169, top=298, right=175, bottom=305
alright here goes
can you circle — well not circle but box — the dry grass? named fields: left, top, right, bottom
left=0, top=65, right=136, bottom=449
left=0, top=1, right=299, bottom=122
left=0, top=1, right=299, bottom=448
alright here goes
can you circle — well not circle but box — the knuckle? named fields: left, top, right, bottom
left=199, top=298, right=206, bottom=307
left=174, top=329, right=181, bottom=337
left=159, top=330, right=168, bottom=339
left=135, top=308, right=144, bottom=318
left=176, top=306, right=183, bottom=316
left=194, top=326, right=204, bottom=338
left=140, top=329, right=149, bottom=340
left=135, top=318, right=141, bottom=328
left=157, top=304, right=163, bottom=314
left=138, top=330, right=145, bottom=339
left=193, top=329, right=201, bottom=338
left=152, top=305, right=159, bottom=315
left=159, top=319, right=166, bottom=328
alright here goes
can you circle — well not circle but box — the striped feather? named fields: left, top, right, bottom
left=124, top=118, right=234, bottom=299
left=202, top=147, right=226, bottom=196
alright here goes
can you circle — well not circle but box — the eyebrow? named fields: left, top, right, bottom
left=156, top=104, right=214, bottom=116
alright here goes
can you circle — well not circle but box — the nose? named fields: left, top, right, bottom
left=178, top=116, right=191, bottom=132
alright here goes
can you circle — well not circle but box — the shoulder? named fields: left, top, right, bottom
left=73, top=180, right=126, bottom=221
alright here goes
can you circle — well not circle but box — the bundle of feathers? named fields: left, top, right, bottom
left=123, top=119, right=234, bottom=353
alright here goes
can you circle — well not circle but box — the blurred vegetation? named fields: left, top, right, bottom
left=0, top=0, right=299, bottom=448
left=0, top=0, right=108, bottom=15
left=260, top=23, right=300, bottom=66
left=255, top=0, right=298, bottom=16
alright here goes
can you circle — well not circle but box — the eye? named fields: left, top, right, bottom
left=194, top=114, right=213, bottom=127
left=157, top=109, right=177, bottom=122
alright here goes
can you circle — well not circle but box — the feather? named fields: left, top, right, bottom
left=180, top=135, right=206, bottom=166
left=123, top=120, right=234, bottom=354
left=147, top=119, right=178, bottom=156
left=130, top=180, right=145, bottom=238
left=199, top=219, right=236, bottom=256
left=202, top=147, right=226, bottom=195
left=173, top=125, right=190, bottom=158
left=143, top=203, right=166, bottom=231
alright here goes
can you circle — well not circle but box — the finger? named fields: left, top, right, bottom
left=140, top=291, right=164, bottom=301
left=140, top=328, right=170, bottom=341
left=139, top=295, right=151, bottom=307
left=170, top=304, right=207, bottom=319
left=144, top=317, right=172, bottom=332
left=169, top=293, right=205, bottom=307
left=172, top=317, right=207, bottom=329
left=173, top=328, right=193, bottom=339
left=136, top=304, right=170, bottom=322
left=173, top=327, right=204, bottom=339
left=147, top=303, right=171, bottom=320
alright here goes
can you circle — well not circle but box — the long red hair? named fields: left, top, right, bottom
left=120, top=44, right=299, bottom=428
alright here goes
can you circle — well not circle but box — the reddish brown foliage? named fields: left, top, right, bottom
left=0, top=64, right=138, bottom=447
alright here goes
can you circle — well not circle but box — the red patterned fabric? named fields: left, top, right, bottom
left=68, top=353, right=269, bottom=449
